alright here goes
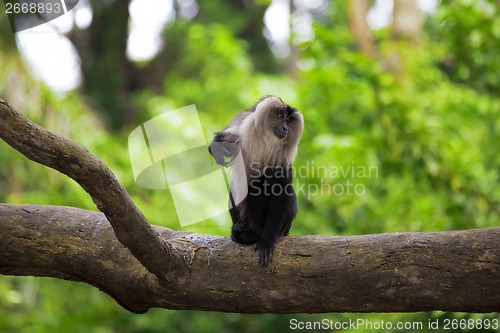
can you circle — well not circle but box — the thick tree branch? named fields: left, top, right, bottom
left=1, top=203, right=500, bottom=313
left=0, top=98, right=183, bottom=280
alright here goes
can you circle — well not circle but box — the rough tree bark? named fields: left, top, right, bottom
left=1, top=98, right=500, bottom=314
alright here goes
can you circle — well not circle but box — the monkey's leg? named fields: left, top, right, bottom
left=280, top=192, right=297, bottom=237
left=230, top=206, right=260, bottom=245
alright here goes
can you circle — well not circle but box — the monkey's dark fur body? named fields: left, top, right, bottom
left=209, top=96, right=303, bottom=266
left=230, top=165, right=297, bottom=265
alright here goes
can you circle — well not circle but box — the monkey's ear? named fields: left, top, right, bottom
left=208, top=142, right=240, bottom=167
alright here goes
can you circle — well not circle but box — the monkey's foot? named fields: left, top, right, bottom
left=254, top=242, right=273, bottom=266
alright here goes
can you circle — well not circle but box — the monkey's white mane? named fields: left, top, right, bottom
left=238, top=96, right=299, bottom=173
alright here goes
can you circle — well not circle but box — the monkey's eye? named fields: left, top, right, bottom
left=278, top=112, right=285, bottom=119
left=286, top=115, right=293, bottom=122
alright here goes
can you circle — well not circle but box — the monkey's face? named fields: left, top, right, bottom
left=236, top=96, right=303, bottom=168
left=251, top=96, right=304, bottom=151
left=270, top=106, right=303, bottom=141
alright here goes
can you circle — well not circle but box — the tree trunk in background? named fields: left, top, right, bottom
left=388, top=0, right=423, bottom=76
left=392, top=0, right=423, bottom=41
left=347, top=0, right=423, bottom=74
left=284, top=0, right=298, bottom=79
left=70, top=0, right=136, bottom=129
left=0, top=15, right=17, bottom=52
left=347, top=0, right=378, bottom=59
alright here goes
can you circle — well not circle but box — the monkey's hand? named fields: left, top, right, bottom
left=254, top=241, right=274, bottom=266
left=208, top=141, right=240, bottom=167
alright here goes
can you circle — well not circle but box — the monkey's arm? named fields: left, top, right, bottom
left=255, top=191, right=296, bottom=266
left=208, top=131, right=240, bottom=166
left=255, top=168, right=297, bottom=266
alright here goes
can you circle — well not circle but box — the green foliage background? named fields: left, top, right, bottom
left=1, top=0, right=500, bottom=332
